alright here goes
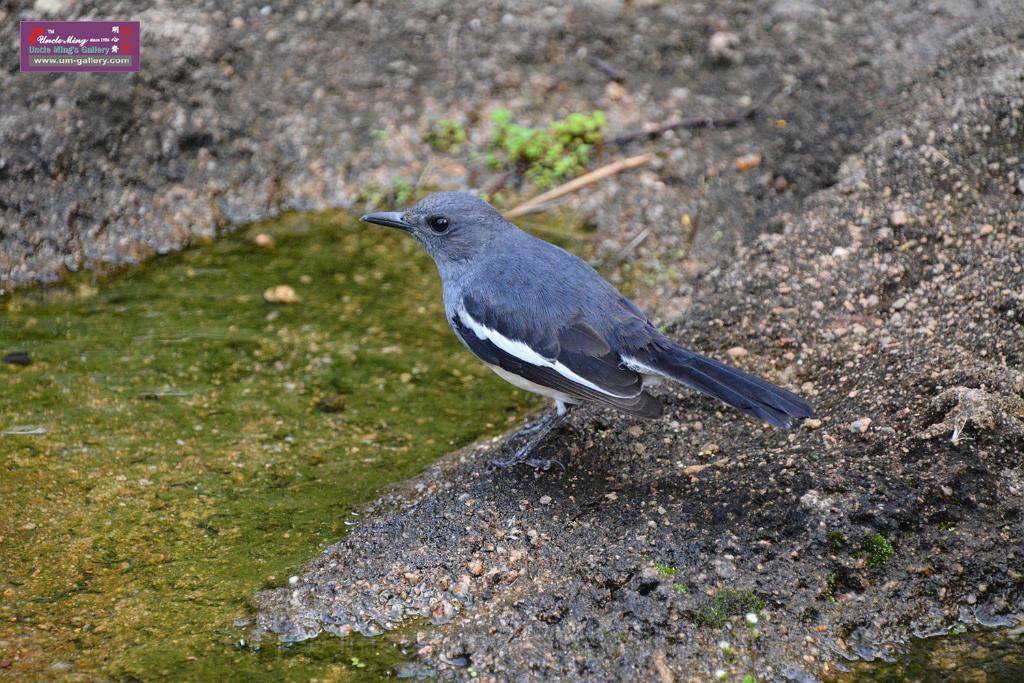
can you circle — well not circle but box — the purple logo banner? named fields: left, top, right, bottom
left=20, top=21, right=140, bottom=73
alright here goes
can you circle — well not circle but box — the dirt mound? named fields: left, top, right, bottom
left=251, top=17, right=1024, bottom=682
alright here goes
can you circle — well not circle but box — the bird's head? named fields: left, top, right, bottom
left=360, top=191, right=512, bottom=266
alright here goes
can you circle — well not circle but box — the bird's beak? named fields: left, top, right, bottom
left=359, top=211, right=412, bottom=232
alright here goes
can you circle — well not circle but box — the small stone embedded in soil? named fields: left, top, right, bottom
left=708, top=30, right=740, bottom=61
left=263, top=284, right=301, bottom=304
left=850, top=417, right=872, bottom=433
left=726, top=346, right=749, bottom=358
left=889, top=209, right=909, bottom=226
left=468, top=560, right=484, bottom=576
left=803, top=418, right=823, bottom=429
left=734, top=153, right=762, bottom=173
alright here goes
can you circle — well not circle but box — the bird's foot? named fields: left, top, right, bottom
left=490, top=446, right=564, bottom=471
left=492, top=406, right=572, bottom=470
left=523, top=458, right=565, bottom=471
left=491, top=434, right=565, bottom=469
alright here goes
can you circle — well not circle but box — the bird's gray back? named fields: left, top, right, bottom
left=442, top=229, right=657, bottom=353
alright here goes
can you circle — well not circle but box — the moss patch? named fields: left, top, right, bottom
left=860, top=533, right=895, bottom=567
left=691, top=589, right=765, bottom=629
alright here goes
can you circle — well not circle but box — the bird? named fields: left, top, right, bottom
left=361, top=192, right=814, bottom=469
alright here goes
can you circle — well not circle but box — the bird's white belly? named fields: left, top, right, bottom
left=484, top=363, right=579, bottom=404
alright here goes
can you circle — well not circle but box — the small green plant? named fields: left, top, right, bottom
left=860, top=533, right=894, bottom=566
left=488, top=108, right=605, bottom=189
left=692, top=588, right=765, bottom=628
left=350, top=656, right=366, bottom=669
left=824, top=572, right=838, bottom=602
left=742, top=675, right=757, bottom=683
left=425, top=119, right=468, bottom=153
left=674, top=582, right=689, bottom=594
left=826, top=530, right=847, bottom=549
left=654, top=562, right=679, bottom=577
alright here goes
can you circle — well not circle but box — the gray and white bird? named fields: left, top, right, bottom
left=361, top=192, right=813, bottom=468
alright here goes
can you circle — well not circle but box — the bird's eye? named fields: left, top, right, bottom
left=427, top=215, right=449, bottom=233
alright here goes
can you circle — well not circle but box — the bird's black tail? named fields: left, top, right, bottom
left=635, top=341, right=814, bottom=428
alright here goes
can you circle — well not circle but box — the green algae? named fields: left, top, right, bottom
left=0, top=211, right=538, bottom=681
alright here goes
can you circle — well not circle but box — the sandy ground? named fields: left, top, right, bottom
left=4, top=0, right=1024, bottom=680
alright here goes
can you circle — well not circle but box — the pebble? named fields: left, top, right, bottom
left=708, top=31, right=740, bottom=61
left=539, top=495, right=552, bottom=505
left=451, top=575, right=471, bottom=597
left=468, top=560, right=484, bottom=576
left=889, top=209, right=909, bottom=226
left=735, top=153, right=762, bottom=173
left=254, top=232, right=275, bottom=247
left=803, top=418, right=822, bottom=429
left=726, top=346, right=749, bottom=358
left=850, top=417, right=872, bottom=433
left=263, top=284, right=300, bottom=304
left=604, top=81, right=628, bottom=101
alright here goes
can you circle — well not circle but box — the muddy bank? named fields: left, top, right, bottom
left=251, top=11, right=1024, bottom=683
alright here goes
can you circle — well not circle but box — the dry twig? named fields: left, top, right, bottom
left=604, top=83, right=785, bottom=147
left=589, top=57, right=627, bottom=83
left=504, top=153, right=654, bottom=218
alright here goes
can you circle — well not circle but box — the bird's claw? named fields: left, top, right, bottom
left=524, top=458, right=564, bottom=471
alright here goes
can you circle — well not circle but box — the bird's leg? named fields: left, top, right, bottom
left=511, top=412, right=554, bottom=439
left=492, top=402, right=573, bottom=470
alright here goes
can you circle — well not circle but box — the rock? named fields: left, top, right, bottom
left=726, top=346, right=749, bottom=358
left=803, top=418, right=822, bottom=429
left=734, top=153, right=763, bottom=173
left=468, top=560, right=484, bottom=577
left=604, top=81, right=628, bottom=102
left=850, top=417, right=872, bottom=433
left=263, top=285, right=300, bottom=304
left=889, top=209, right=909, bottom=226
left=708, top=30, right=740, bottom=61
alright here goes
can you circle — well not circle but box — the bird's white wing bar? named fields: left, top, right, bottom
left=457, top=307, right=640, bottom=399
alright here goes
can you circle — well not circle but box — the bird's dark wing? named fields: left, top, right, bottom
left=451, top=294, right=662, bottom=417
